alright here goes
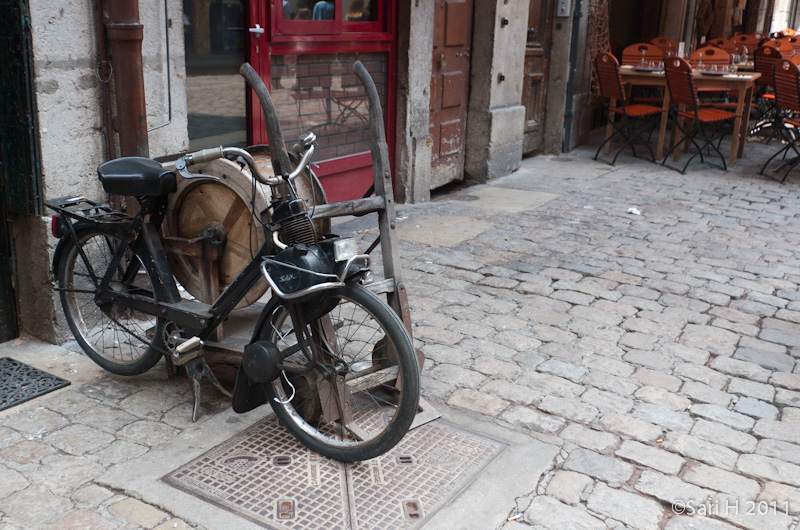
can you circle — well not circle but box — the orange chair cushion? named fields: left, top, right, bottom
left=679, top=108, right=738, bottom=123
left=610, top=104, right=662, bottom=117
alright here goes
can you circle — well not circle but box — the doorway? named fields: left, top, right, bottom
left=429, top=0, right=474, bottom=189
left=183, top=0, right=250, bottom=150
left=522, top=0, right=552, bottom=154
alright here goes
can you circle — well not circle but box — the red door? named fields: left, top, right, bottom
left=183, top=1, right=396, bottom=203
left=429, top=0, right=473, bottom=189
left=251, top=0, right=396, bottom=203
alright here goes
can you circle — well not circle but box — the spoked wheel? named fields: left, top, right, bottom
left=261, top=284, right=420, bottom=462
left=58, top=226, right=165, bottom=375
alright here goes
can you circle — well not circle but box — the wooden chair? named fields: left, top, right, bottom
left=760, top=58, right=800, bottom=181
left=690, top=45, right=730, bottom=68
left=651, top=36, right=677, bottom=55
left=708, top=38, right=735, bottom=54
left=662, top=57, right=738, bottom=173
left=621, top=42, right=664, bottom=66
left=778, top=35, right=800, bottom=55
left=755, top=45, right=784, bottom=89
left=752, top=45, right=784, bottom=139
left=593, top=52, right=662, bottom=165
left=732, top=33, right=759, bottom=54
left=779, top=28, right=796, bottom=37
left=762, top=39, right=793, bottom=55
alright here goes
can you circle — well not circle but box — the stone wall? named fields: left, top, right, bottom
left=15, top=0, right=188, bottom=342
left=394, top=0, right=435, bottom=203
left=464, top=0, right=529, bottom=182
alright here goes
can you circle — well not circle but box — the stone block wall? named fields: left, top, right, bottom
left=15, top=0, right=188, bottom=342
left=464, top=0, right=529, bottom=183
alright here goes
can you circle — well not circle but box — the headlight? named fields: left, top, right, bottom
left=333, top=237, right=358, bottom=262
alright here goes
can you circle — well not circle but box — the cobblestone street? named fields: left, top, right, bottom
left=2, top=143, right=800, bottom=529
left=391, top=143, right=800, bottom=530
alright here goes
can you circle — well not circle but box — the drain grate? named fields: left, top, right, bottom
left=0, top=357, right=71, bottom=412
left=163, top=417, right=506, bottom=529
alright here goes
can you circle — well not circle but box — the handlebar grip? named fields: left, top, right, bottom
left=188, top=146, right=224, bottom=164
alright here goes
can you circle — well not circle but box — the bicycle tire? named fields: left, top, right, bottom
left=57, top=226, right=166, bottom=375
left=261, top=283, right=420, bottom=462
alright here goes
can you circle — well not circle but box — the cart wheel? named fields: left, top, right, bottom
left=161, top=150, right=329, bottom=308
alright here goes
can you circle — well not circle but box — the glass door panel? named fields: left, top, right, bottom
left=276, top=0, right=341, bottom=35
left=269, top=52, right=387, bottom=162
left=184, top=0, right=248, bottom=149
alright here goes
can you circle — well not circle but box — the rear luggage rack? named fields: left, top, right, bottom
left=45, top=196, right=132, bottom=224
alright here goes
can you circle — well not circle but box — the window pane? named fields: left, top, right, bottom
left=343, top=0, right=378, bottom=21
left=283, top=0, right=336, bottom=20
left=270, top=52, right=387, bottom=161
left=184, top=0, right=247, bottom=150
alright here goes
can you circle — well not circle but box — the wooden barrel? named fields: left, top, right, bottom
left=161, top=147, right=329, bottom=308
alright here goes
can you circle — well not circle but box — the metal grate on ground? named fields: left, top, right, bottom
left=0, top=357, right=71, bottom=412
left=163, top=417, right=507, bottom=529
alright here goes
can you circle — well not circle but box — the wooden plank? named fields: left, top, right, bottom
left=310, top=196, right=386, bottom=219
left=364, top=278, right=395, bottom=294
left=353, top=62, right=405, bottom=318
left=345, top=366, right=399, bottom=393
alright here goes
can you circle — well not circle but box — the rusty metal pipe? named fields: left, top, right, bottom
left=105, top=0, right=149, bottom=158
left=93, top=0, right=116, bottom=161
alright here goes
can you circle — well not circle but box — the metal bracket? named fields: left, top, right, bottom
left=186, top=356, right=232, bottom=422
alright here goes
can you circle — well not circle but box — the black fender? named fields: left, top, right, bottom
left=51, top=222, right=179, bottom=303
left=51, top=221, right=107, bottom=281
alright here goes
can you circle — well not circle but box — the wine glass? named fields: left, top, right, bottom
left=697, top=52, right=704, bottom=71
left=639, top=48, right=647, bottom=67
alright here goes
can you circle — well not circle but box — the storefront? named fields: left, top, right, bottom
left=183, top=0, right=395, bottom=202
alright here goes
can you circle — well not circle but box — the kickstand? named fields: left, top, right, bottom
left=185, top=356, right=232, bottom=422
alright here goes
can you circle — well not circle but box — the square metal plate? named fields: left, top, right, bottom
left=163, top=417, right=506, bottom=529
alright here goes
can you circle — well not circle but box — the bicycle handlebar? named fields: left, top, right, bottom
left=183, top=145, right=314, bottom=187
left=187, top=146, right=224, bottom=165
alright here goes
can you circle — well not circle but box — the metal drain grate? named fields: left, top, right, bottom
left=0, top=357, right=71, bottom=412
left=163, top=417, right=506, bottom=529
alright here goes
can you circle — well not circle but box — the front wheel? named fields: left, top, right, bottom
left=262, top=284, right=420, bottom=462
left=57, top=226, right=166, bottom=376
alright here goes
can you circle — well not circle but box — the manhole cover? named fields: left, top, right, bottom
left=163, top=417, right=506, bottom=529
left=0, top=357, right=71, bottom=412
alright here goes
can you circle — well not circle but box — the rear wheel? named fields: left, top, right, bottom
left=58, top=227, right=165, bottom=375
left=262, top=284, right=420, bottom=462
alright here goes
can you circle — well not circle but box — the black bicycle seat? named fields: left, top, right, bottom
left=97, top=157, right=177, bottom=196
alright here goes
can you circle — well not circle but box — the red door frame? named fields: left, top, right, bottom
left=245, top=0, right=397, bottom=203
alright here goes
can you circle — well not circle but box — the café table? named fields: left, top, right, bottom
left=615, top=66, right=760, bottom=167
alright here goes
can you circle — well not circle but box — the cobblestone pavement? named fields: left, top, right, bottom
left=1, top=142, right=800, bottom=529
left=387, top=143, right=800, bottom=530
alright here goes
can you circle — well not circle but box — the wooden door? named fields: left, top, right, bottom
left=522, top=0, right=552, bottom=154
left=429, top=0, right=473, bottom=189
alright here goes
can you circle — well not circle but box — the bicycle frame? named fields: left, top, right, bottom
left=92, top=200, right=275, bottom=340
